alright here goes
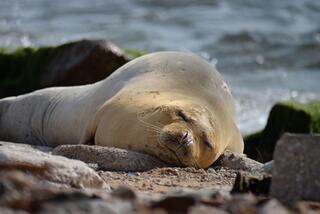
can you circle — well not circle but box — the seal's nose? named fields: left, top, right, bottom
left=181, top=131, right=189, bottom=142
left=180, top=131, right=193, bottom=146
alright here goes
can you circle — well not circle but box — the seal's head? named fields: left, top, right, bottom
left=140, top=103, right=223, bottom=169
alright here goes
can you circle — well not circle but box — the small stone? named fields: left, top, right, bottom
left=214, top=150, right=264, bottom=172
left=259, top=199, right=291, bottom=214
left=223, top=194, right=257, bottom=214
left=258, top=161, right=273, bottom=174
left=149, top=195, right=196, bottom=214
left=270, top=134, right=320, bottom=202
left=111, top=186, right=137, bottom=201
left=189, top=205, right=228, bottom=214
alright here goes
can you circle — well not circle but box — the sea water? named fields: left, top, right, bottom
left=1, top=0, right=319, bottom=134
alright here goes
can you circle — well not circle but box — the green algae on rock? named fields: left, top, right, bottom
left=0, top=47, right=52, bottom=98
left=0, top=40, right=130, bottom=98
left=244, top=101, right=320, bottom=162
left=123, top=49, right=146, bottom=59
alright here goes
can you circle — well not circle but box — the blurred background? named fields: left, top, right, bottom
left=1, top=0, right=320, bottom=135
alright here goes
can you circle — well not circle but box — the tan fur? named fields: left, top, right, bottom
left=0, top=52, right=243, bottom=168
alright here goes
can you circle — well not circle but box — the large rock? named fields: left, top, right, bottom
left=244, top=101, right=320, bottom=162
left=52, top=145, right=169, bottom=172
left=270, top=133, right=320, bottom=202
left=0, top=172, right=132, bottom=214
left=37, top=193, right=134, bottom=214
left=0, top=141, right=108, bottom=189
left=0, top=40, right=130, bottom=98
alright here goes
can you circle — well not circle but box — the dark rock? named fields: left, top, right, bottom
left=52, top=145, right=169, bottom=171
left=231, top=171, right=271, bottom=197
left=0, top=141, right=108, bottom=189
left=244, top=101, right=320, bottom=162
left=0, top=40, right=129, bottom=98
left=270, top=134, right=320, bottom=202
left=41, top=40, right=129, bottom=87
left=149, top=195, right=196, bottom=214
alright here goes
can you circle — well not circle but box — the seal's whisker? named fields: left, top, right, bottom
left=154, top=121, right=165, bottom=127
left=140, top=122, right=162, bottom=131
left=157, top=139, right=182, bottom=165
left=176, top=139, right=192, bottom=153
left=140, top=121, right=161, bottom=130
left=148, top=132, right=161, bottom=138
left=145, top=127, right=161, bottom=133
left=137, top=114, right=163, bottom=132
left=191, top=156, right=200, bottom=169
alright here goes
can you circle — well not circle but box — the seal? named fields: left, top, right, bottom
left=0, top=52, right=243, bottom=168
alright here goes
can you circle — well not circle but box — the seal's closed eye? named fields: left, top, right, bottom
left=201, top=131, right=213, bottom=149
left=176, top=110, right=189, bottom=122
left=203, top=140, right=213, bottom=149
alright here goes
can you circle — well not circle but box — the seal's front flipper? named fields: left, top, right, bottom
left=80, top=117, right=97, bottom=145
left=79, top=102, right=110, bottom=145
left=226, top=121, right=244, bottom=154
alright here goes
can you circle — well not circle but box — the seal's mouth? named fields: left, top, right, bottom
left=157, top=138, right=200, bottom=168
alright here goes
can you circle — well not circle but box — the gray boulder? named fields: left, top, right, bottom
left=270, top=133, right=320, bottom=202
left=0, top=141, right=108, bottom=189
